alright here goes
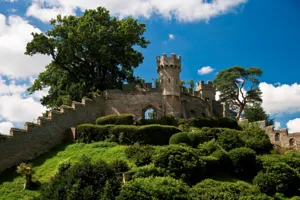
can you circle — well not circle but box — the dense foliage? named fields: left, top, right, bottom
left=188, top=117, right=238, bottom=129
left=25, top=7, right=149, bottom=108
left=243, top=103, right=274, bottom=126
left=96, top=114, right=134, bottom=125
left=169, top=132, right=192, bottom=146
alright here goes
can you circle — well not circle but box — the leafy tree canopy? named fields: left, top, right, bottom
left=25, top=7, right=150, bottom=109
left=243, top=103, right=274, bottom=126
left=213, top=66, right=263, bottom=120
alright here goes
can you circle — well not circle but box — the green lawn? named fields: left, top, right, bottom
left=0, top=141, right=131, bottom=200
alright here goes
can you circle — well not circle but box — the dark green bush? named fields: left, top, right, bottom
left=241, top=127, right=273, bottom=154
left=211, top=149, right=232, bottom=172
left=280, top=150, right=300, bottom=174
left=217, top=129, right=245, bottom=151
left=189, top=179, right=272, bottom=200
left=136, top=119, right=160, bottom=125
left=110, top=159, right=130, bottom=173
left=153, top=145, right=205, bottom=185
left=160, top=115, right=178, bottom=126
left=228, top=147, right=258, bottom=180
left=125, top=144, right=155, bottom=166
left=198, top=139, right=223, bottom=156
left=137, top=125, right=181, bottom=145
left=76, top=124, right=113, bottom=143
left=201, top=156, right=219, bottom=176
left=109, top=125, right=139, bottom=144
left=188, top=117, right=238, bottom=129
left=187, top=132, right=204, bottom=148
left=96, top=114, right=134, bottom=125
left=39, top=156, right=120, bottom=200
left=131, top=164, right=166, bottom=179
left=116, top=177, right=190, bottom=200
left=169, top=132, right=192, bottom=146
left=253, top=160, right=300, bottom=196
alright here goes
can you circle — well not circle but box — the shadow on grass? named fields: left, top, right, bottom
left=0, top=142, right=73, bottom=185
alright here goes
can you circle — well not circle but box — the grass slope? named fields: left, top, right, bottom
left=0, top=142, right=131, bottom=200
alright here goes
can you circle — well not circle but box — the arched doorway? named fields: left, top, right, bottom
left=289, top=138, right=295, bottom=147
left=275, top=133, right=280, bottom=141
left=143, top=106, right=157, bottom=119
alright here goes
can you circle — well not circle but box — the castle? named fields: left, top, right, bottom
left=0, top=53, right=228, bottom=172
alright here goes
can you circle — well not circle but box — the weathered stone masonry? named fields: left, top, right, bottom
left=0, top=53, right=228, bottom=172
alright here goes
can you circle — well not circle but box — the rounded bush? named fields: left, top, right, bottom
left=228, top=147, right=258, bottom=180
left=116, top=177, right=190, bottom=200
left=253, top=162, right=300, bottom=196
left=169, top=132, right=192, bottom=146
left=217, top=129, right=245, bottom=151
left=189, top=179, right=272, bottom=200
left=153, top=145, right=205, bottom=184
left=131, top=164, right=166, bottom=179
left=96, top=114, right=134, bottom=125
left=197, top=139, right=223, bottom=156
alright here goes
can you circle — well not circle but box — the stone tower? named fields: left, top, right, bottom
left=195, top=80, right=216, bottom=108
left=156, top=53, right=182, bottom=117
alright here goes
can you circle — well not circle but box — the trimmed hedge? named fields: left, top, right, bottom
left=136, top=115, right=178, bottom=126
left=169, top=132, right=192, bottom=146
left=76, top=124, right=181, bottom=145
left=96, top=114, right=134, bottom=125
left=188, top=117, right=238, bottom=129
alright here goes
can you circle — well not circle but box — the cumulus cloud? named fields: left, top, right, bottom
left=0, top=14, right=51, bottom=78
left=26, top=0, right=247, bottom=23
left=198, top=66, right=214, bottom=75
left=0, top=121, right=13, bottom=135
left=169, top=34, right=175, bottom=40
left=286, top=118, right=300, bottom=133
left=259, top=82, right=300, bottom=115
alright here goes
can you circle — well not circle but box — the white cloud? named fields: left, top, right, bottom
left=0, top=14, right=51, bottom=78
left=0, top=121, right=13, bottom=134
left=169, top=34, right=175, bottom=40
left=198, top=66, right=214, bottom=75
left=274, top=121, right=281, bottom=130
left=7, top=8, right=17, bottom=13
left=259, top=82, right=300, bottom=115
left=26, top=0, right=247, bottom=23
left=286, top=118, right=300, bottom=133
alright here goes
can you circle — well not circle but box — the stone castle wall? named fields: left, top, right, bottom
left=242, top=120, right=300, bottom=150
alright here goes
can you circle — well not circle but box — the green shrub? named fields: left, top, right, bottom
left=217, top=129, right=245, bottom=151
left=280, top=150, right=300, bottom=174
left=187, top=132, right=203, bottom=148
left=153, top=145, right=205, bottom=184
left=169, top=132, right=192, bottom=146
left=131, top=164, right=166, bottom=179
left=211, top=149, right=232, bottom=172
left=109, top=125, right=139, bottom=144
left=198, top=139, right=223, bottom=156
left=137, top=125, right=181, bottom=145
left=201, top=156, right=219, bottom=176
left=110, top=159, right=130, bottom=173
left=228, top=147, right=258, bottom=180
left=188, top=117, right=238, bottom=129
left=136, top=119, right=160, bottom=125
left=76, top=124, right=113, bottom=143
left=241, top=127, right=273, bottom=154
left=116, top=177, right=190, bottom=200
left=189, top=179, right=272, bottom=200
left=39, top=156, right=120, bottom=200
left=160, top=115, right=178, bottom=126
left=125, top=144, right=155, bottom=166
left=96, top=114, right=134, bottom=125
left=253, top=161, right=300, bottom=196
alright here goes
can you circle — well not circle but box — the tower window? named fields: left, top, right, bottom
left=168, top=78, right=171, bottom=83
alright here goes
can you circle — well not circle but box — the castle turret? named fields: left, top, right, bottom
left=156, top=53, right=182, bottom=117
left=196, top=80, right=216, bottom=109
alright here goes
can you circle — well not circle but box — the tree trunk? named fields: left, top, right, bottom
left=236, top=104, right=245, bottom=121
left=24, top=175, right=32, bottom=190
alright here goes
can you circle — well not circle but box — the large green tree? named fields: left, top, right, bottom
left=213, top=66, right=262, bottom=120
left=25, top=7, right=149, bottom=109
left=243, top=103, right=274, bottom=126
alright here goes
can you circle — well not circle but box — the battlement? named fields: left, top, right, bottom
left=195, top=80, right=214, bottom=91
left=156, top=53, right=181, bottom=72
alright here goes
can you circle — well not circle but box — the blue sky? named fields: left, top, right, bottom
left=0, top=0, right=299, bottom=134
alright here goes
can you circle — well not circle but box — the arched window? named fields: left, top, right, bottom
left=289, top=138, right=295, bottom=146
left=143, top=106, right=157, bottom=119
left=275, top=133, right=280, bottom=141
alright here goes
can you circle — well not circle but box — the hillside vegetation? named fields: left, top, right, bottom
left=0, top=114, right=299, bottom=200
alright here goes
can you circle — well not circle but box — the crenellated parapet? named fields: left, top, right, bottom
left=156, top=53, right=181, bottom=72
left=0, top=95, right=106, bottom=172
